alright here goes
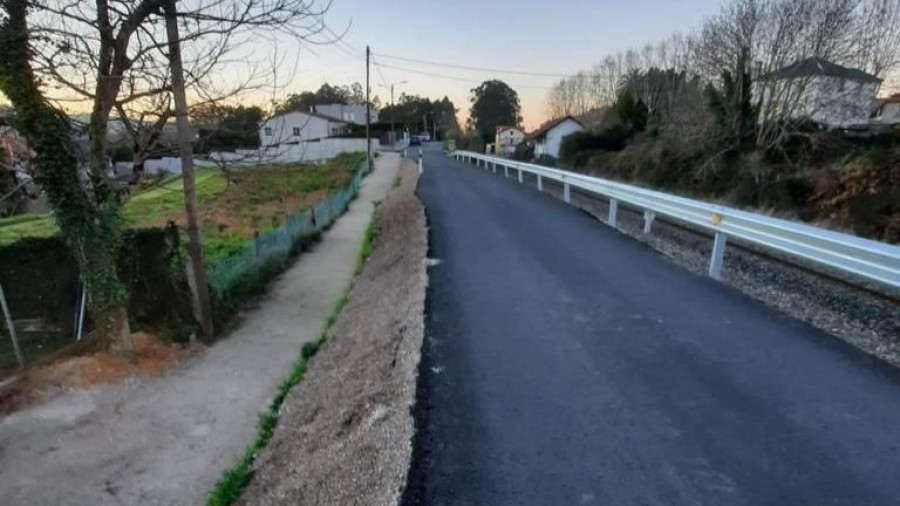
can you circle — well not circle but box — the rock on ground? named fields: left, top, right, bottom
left=238, top=157, right=427, bottom=506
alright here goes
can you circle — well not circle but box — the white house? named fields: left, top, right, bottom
left=495, top=126, right=525, bottom=157
left=529, top=116, right=585, bottom=158
left=313, top=104, right=377, bottom=126
left=258, top=110, right=350, bottom=148
left=756, top=57, right=882, bottom=129
left=873, top=93, right=900, bottom=127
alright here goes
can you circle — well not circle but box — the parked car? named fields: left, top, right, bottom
left=409, top=135, right=421, bottom=146
left=420, top=133, right=431, bottom=142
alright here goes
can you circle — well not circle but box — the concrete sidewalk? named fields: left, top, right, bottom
left=0, top=154, right=400, bottom=506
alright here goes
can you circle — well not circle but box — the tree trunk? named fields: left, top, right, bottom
left=0, top=0, right=132, bottom=352
left=93, top=303, right=133, bottom=353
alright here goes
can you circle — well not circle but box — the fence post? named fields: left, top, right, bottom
left=537, top=175, right=543, bottom=192
left=708, top=232, right=727, bottom=280
left=76, top=287, right=87, bottom=342
left=564, top=182, right=571, bottom=203
left=504, top=165, right=509, bottom=178
left=492, top=162, right=497, bottom=174
left=518, top=169, right=523, bottom=184
left=418, top=156, right=423, bottom=175
left=642, top=210, right=655, bottom=234
left=254, top=230, right=262, bottom=264
left=0, top=282, right=24, bottom=368
left=608, top=198, right=618, bottom=227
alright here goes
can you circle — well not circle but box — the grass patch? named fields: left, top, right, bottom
left=355, top=219, right=377, bottom=275
left=206, top=213, right=378, bottom=506
left=0, top=153, right=365, bottom=254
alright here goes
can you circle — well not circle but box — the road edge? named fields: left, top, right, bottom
left=232, top=156, right=428, bottom=505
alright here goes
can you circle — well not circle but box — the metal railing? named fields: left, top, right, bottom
left=450, top=151, right=900, bottom=291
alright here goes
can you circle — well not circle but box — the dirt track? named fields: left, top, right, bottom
left=237, top=157, right=427, bottom=506
left=0, top=155, right=399, bottom=506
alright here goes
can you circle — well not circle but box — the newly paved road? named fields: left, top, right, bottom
left=404, top=143, right=900, bottom=505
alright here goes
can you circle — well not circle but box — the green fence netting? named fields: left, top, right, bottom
left=206, top=165, right=365, bottom=297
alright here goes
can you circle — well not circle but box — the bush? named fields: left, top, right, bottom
left=452, top=130, right=485, bottom=153
left=848, top=189, right=900, bottom=242
left=535, top=154, right=557, bottom=168
left=0, top=225, right=194, bottom=345
left=512, top=141, right=534, bottom=161
left=559, top=126, right=631, bottom=167
left=759, top=177, right=815, bottom=211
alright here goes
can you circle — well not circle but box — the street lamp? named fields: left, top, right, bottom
left=379, top=80, right=407, bottom=146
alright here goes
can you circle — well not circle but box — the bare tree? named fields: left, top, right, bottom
left=1, top=0, right=336, bottom=348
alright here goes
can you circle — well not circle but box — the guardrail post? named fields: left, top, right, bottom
left=537, top=175, right=543, bottom=191
left=418, top=157, right=423, bottom=175
left=608, top=198, right=618, bottom=227
left=564, top=182, right=571, bottom=203
left=504, top=165, right=509, bottom=178
left=518, top=169, right=523, bottom=184
left=708, top=232, right=727, bottom=280
left=642, top=210, right=655, bottom=234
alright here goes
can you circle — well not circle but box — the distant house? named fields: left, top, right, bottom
left=528, top=116, right=585, bottom=158
left=495, top=126, right=525, bottom=157
left=873, top=93, right=900, bottom=127
left=258, top=110, right=351, bottom=148
left=313, top=104, right=377, bottom=126
left=756, top=57, right=882, bottom=129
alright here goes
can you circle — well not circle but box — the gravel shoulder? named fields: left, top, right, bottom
left=0, top=155, right=398, bottom=506
left=516, top=172, right=900, bottom=368
left=237, top=157, right=427, bottom=506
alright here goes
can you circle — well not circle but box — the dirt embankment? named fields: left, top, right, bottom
left=0, top=332, right=194, bottom=415
left=237, top=158, right=427, bottom=506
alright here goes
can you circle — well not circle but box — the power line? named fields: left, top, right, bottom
left=374, top=52, right=583, bottom=79
left=370, top=54, right=391, bottom=90
left=375, top=61, right=556, bottom=91
left=323, top=24, right=362, bottom=60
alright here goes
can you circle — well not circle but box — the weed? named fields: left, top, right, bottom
left=206, top=210, right=378, bottom=506
left=355, top=218, right=377, bottom=275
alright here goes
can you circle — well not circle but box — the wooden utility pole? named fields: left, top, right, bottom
left=366, top=45, right=371, bottom=171
left=164, top=0, right=214, bottom=339
left=389, top=83, right=395, bottom=146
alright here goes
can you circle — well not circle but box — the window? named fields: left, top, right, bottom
left=264, top=127, right=272, bottom=136
left=293, top=127, right=301, bottom=136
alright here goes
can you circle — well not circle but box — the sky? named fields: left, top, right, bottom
left=264, top=0, right=726, bottom=130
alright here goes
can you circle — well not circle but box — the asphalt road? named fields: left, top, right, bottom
left=403, top=143, right=900, bottom=506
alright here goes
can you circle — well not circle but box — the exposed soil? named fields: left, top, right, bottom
left=0, top=155, right=399, bottom=506
left=237, top=157, right=427, bottom=506
left=0, top=332, right=195, bottom=415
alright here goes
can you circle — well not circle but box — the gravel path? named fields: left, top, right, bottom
left=0, top=155, right=399, bottom=506
left=237, top=156, right=427, bottom=505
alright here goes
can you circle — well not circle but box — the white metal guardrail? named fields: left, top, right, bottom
left=450, top=150, right=900, bottom=290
